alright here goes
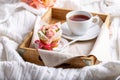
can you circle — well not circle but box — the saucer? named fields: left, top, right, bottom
left=36, top=38, right=69, bottom=54
left=61, top=22, right=101, bottom=41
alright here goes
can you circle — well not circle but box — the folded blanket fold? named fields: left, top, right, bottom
left=90, top=23, right=112, bottom=62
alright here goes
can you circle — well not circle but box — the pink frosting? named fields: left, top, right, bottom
left=40, top=24, right=59, bottom=39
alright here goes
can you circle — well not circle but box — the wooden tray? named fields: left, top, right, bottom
left=17, top=8, right=110, bottom=66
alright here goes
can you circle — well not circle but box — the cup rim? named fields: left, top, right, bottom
left=66, top=10, right=93, bottom=23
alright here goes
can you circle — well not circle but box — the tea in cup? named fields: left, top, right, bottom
left=66, top=10, right=99, bottom=36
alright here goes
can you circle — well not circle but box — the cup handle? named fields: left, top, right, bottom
left=91, top=15, right=100, bottom=25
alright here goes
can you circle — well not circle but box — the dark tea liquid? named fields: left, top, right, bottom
left=69, top=14, right=90, bottom=21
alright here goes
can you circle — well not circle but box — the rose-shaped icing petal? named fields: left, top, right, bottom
left=46, top=28, right=56, bottom=39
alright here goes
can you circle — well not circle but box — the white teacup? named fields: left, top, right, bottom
left=66, top=10, right=99, bottom=36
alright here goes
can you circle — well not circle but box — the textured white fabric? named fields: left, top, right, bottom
left=0, top=0, right=120, bottom=80
left=0, top=61, right=120, bottom=80
left=0, top=0, right=20, bottom=4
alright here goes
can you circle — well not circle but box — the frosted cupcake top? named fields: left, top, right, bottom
left=39, top=24, right=60, bottom=39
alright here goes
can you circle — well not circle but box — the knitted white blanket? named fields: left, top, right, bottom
left=0, top=0, right=120, bottom=80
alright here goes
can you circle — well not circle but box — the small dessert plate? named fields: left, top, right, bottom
left=36, top=38, right=69, bottom=53
left=61, top=22, right=101, bottom=41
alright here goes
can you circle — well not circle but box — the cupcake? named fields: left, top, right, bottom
left=35, top=22, right=62, bottom=50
